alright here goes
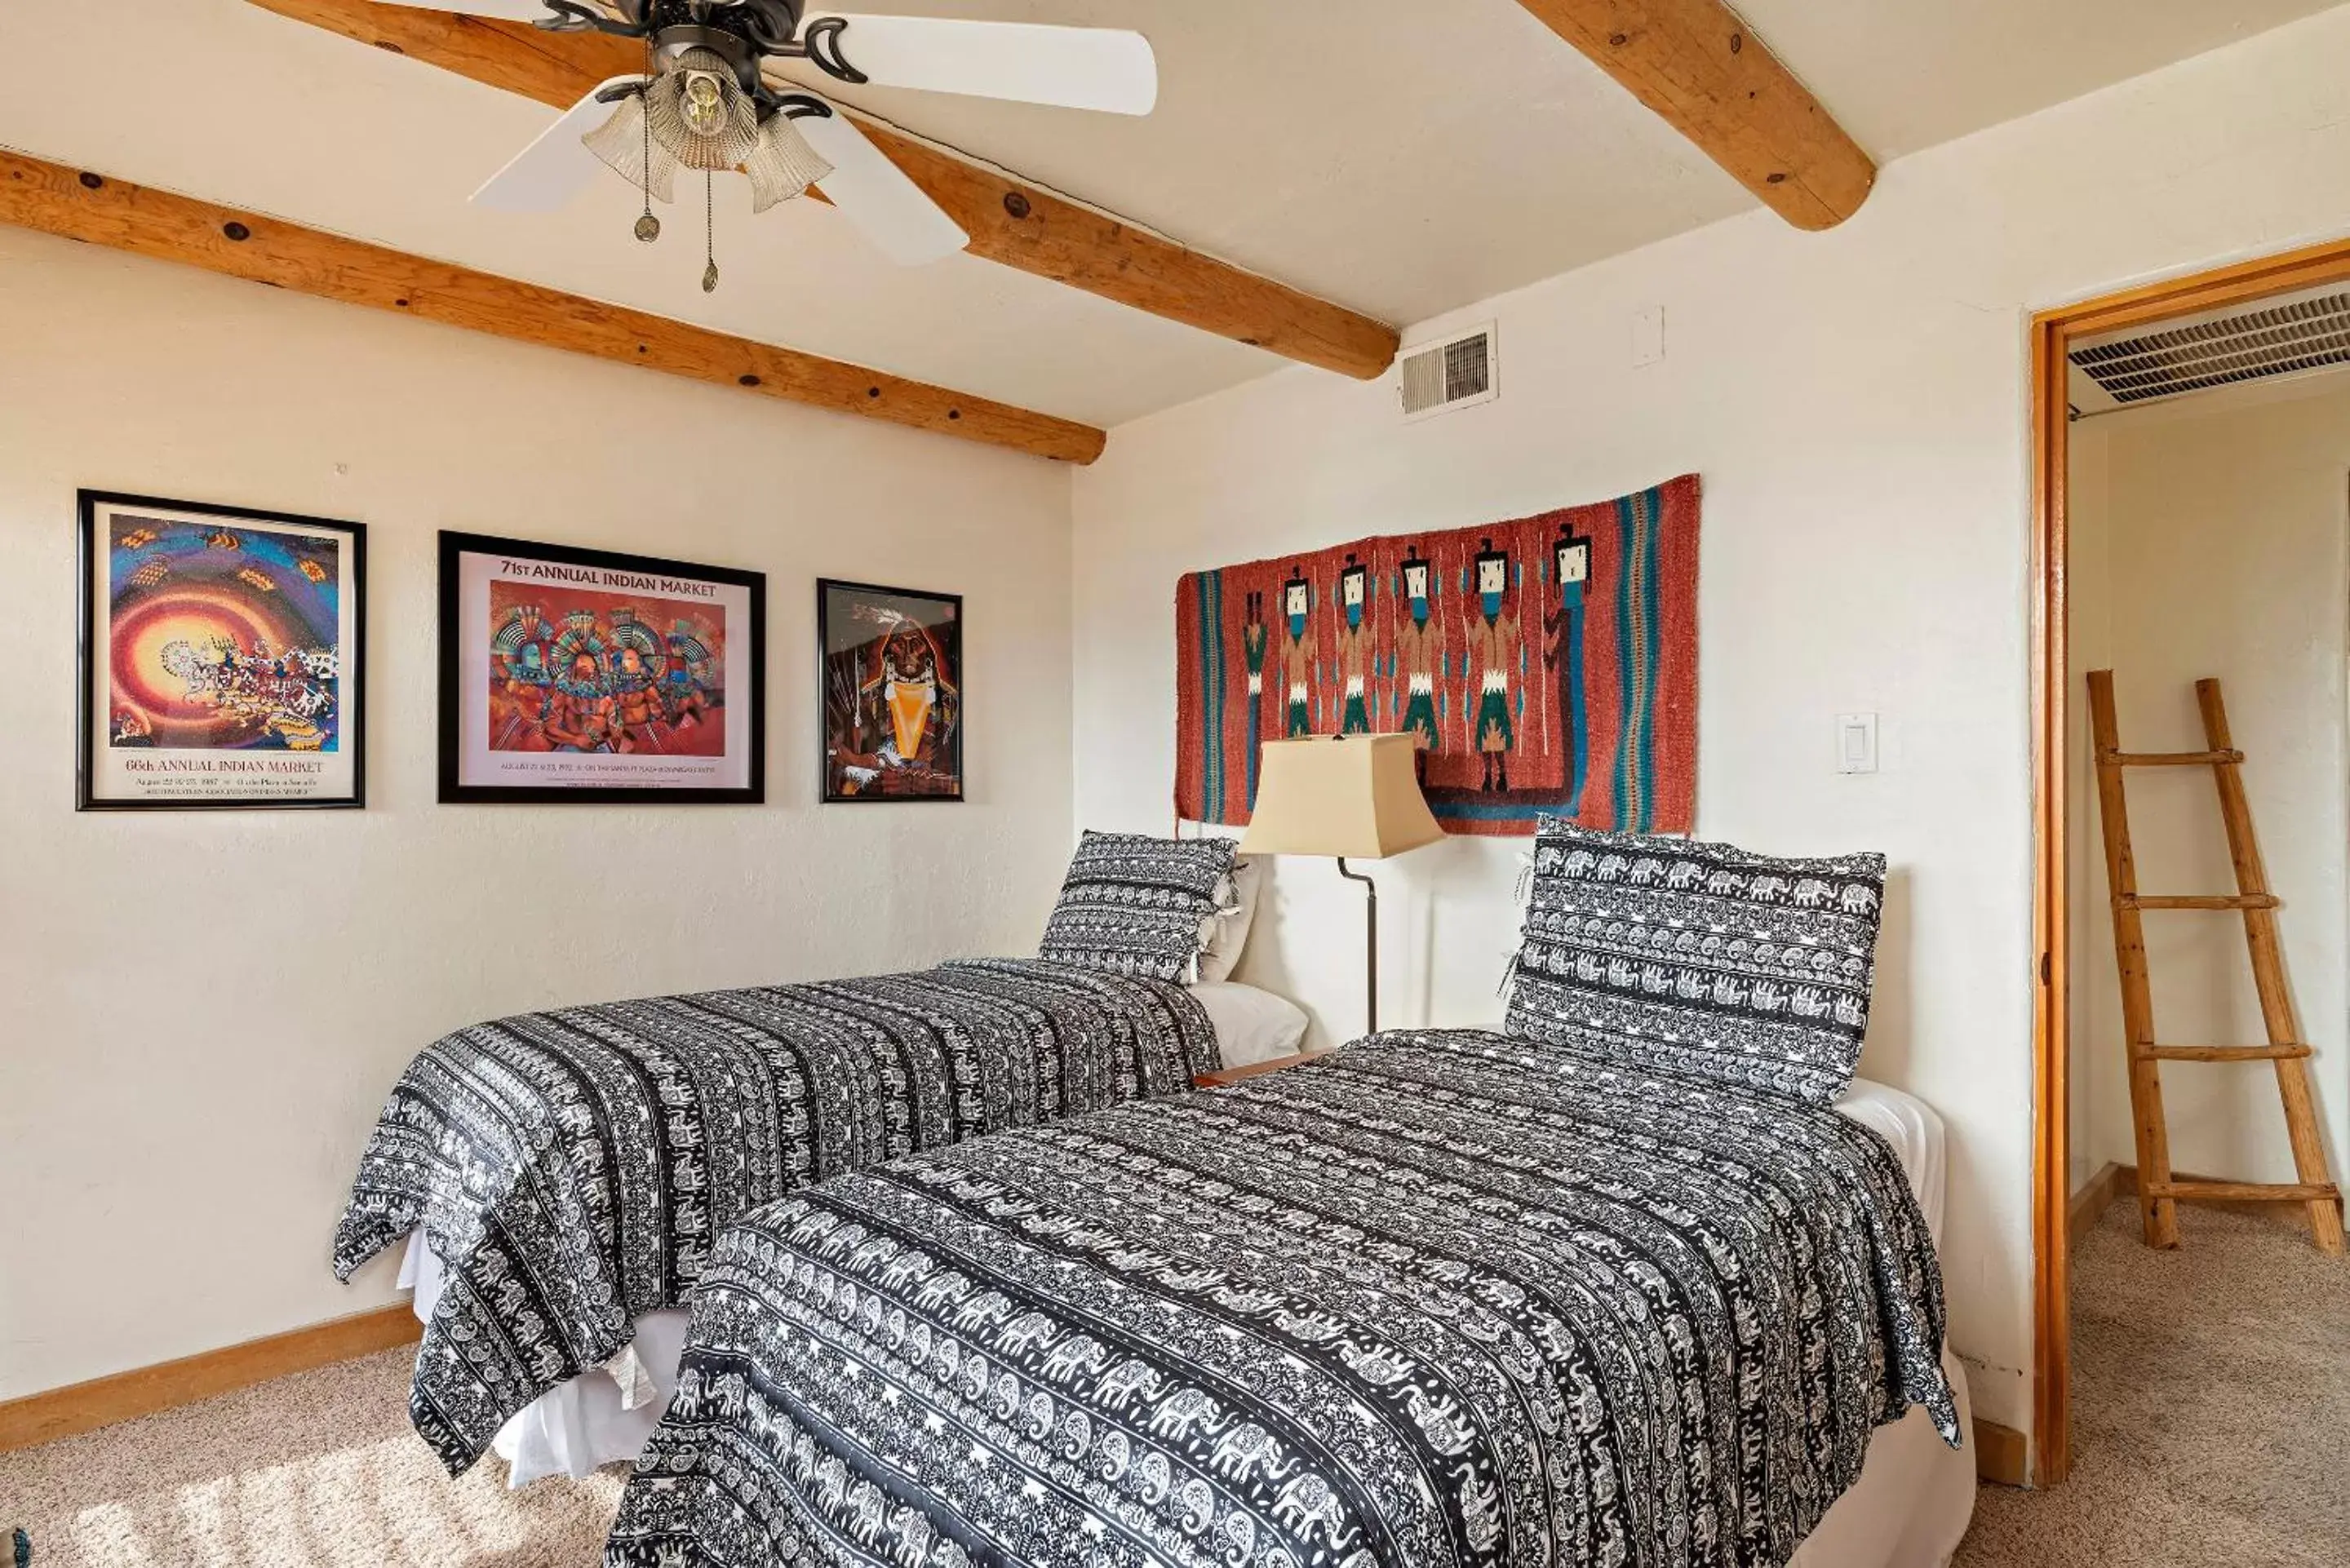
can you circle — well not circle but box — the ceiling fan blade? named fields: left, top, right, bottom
left=472, top=77, right=647, bottom=212
left=803, top=13, right=1157, bottom=115
left=796, top=108, right=970, bottom=266
left=383, top=1, right=552, bottom=17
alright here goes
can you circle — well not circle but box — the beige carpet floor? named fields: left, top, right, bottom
left=0, top=1347, right=617, bottom=1566
left=1958, top=1200, right=2350, bottom=1567
left=4, top=1200, right=2343, bottom=1566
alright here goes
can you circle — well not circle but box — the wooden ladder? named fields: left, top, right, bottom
left=2086, top=671, right=2344, bottom=1253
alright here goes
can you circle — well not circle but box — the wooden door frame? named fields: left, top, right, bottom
left=2029, top=233, right=2350, bottom=1486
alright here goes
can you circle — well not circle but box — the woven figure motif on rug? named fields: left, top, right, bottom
left=1174, top=476, right=1700, bottom=838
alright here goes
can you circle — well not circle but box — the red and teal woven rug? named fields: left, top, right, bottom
left=1174, top=474, right=1699, bottom=838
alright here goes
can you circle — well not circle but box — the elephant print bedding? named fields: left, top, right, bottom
left=603, top=1029, right=1956, bottom=1568
left=331, top=960, right=1218, bottom=1475
left=1506, top=818, right=1891, bottom=1108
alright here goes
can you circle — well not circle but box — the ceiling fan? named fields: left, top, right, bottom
left=398, top=2, right=1158, bottom=288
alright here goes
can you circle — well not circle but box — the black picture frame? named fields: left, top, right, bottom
left=77, top=489, right=368, bottom=812
left=818, top=578, right=964, bottom=804
left=437, top=530, right=767, bottom=806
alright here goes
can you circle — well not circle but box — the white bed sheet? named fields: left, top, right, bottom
left=1837, top=1077, right=1948, bottom=1251
left=404, top=1065, right=1973, bottom=1559
left=1188, top=981, right=1309, bottom=1068
left=400, top=1238, right=689, bottom=1488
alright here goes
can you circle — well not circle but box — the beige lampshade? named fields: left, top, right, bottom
left=1238, top=734, right=1446, bottom=860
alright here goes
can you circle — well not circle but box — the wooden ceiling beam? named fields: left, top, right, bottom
left=244, top=0, right=1402, bottom=379
left=1514, top=0, right=1874, bottom=230
left=0, top=148, right=1106, bottom=463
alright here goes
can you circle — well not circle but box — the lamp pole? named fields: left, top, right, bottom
left=1336, top=857, right=1377, bottom=1034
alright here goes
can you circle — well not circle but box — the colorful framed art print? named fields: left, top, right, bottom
left=438, top=531, right=765, bottom=805
left=78, top=490, right=366, bottom=810
left=818, top=578, right=964, bottom=804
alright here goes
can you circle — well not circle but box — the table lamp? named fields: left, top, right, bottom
left=1238, top=733, right=1444, bottom=1035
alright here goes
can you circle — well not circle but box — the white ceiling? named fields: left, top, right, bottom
left=0, top=1, right=2339, bottom=433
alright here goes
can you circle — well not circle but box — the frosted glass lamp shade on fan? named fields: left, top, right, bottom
left=1238, top=734, right=1443, bottom=1037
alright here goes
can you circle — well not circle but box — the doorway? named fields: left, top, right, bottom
left=2031, top=237, right=2350, bottom=1489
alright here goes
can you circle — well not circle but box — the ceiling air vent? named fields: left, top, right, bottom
left=2068, top=284, right=2350, bottom=416
left=1399, top=322, right=1498, bottom=422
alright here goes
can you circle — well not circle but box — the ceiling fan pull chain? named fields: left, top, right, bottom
left=703, top=171, right=720, bottom=294
left=634, top=122, right=659, bottom=241
left=634, top=35, right=660, bottom=243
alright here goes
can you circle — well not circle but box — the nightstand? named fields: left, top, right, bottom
left=1195, top=1051, right=1332, bottom=1089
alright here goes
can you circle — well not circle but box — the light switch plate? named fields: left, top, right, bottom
left=1632, top=306, right=1665, bottom=368
left=1837, top=713, right=1879, bottom=775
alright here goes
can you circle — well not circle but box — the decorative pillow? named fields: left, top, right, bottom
left=1505, top=817, right=1887, bottom=1105
left=1039, top=831, right=1239, bottom=981
left=1195, top=854, right=1260, bottom=985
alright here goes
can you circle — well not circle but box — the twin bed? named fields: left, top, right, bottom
left=384, top=973, right=1310, bottom=1487
left=336, top=825, right=1972, bottom=1568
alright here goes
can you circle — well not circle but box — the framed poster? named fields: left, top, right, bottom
left=439, top=531, right=765, bottom=804
left=819, top=578, right=964, bottom=803
left=78, top=490, right=366, bottom=811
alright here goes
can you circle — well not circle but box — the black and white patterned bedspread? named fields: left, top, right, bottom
left=331, top=960, right=1219, bottom=1476
left=605, top=1030, right=1958, bottom=1568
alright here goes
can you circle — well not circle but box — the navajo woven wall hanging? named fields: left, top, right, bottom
left=1175, top=473, right=1698, bottom=838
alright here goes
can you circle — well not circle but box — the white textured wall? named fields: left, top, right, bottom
left=2068, top=379, right=2350, bottom=1194
left=1070, top=8, right=2350, bottom=1445
left=0, top=226, right=1075, bottom=1399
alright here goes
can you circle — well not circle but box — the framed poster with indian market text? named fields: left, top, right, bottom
left=438, top=531, right=765, bottom=805
left=78, top=490, right=366, bottom=811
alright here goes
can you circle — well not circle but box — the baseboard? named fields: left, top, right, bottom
left=1973, top=1417, right=2029, bottom=1486
left=0, top=1302, right=420, bottom=1453
left=2069, top=1160, right=2126, bottom=1248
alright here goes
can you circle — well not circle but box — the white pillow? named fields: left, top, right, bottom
left=1196, top=856, right=1260, bottom=985
left=1187, top=981, right=1308, bottom=1067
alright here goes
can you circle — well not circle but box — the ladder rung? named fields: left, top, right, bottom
left=2101, top=749, right=2244, bottom=767
left=2144, top=1043, right=2314, bottom=1062
left=2116, top=893, right=2281, bottom=910
left=2144, top=1180, right=2339, bottom=1203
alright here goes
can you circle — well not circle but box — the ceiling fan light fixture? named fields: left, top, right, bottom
left=583, top=51, right=831, bottom=218
left=646, top=49, right=762, bottom=172
left=582, top=89, right=680, bottom=204
left=745, top=117, right=832, bottom=213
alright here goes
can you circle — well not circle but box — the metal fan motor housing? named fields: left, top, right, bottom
left=540, top=1, right=867, bottom=97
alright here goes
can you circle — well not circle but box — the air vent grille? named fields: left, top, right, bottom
left=2071, top=290, right=2350, bottom=406
left=1399, top=324, right=1498, bottom=420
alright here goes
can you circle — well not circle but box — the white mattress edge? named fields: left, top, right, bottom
left=1835, top=1077, right=1948, bottom=1251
